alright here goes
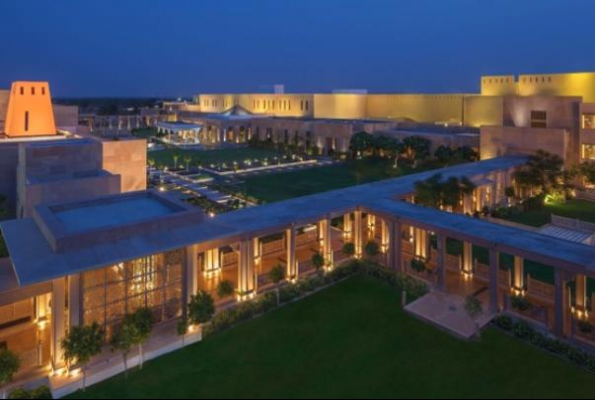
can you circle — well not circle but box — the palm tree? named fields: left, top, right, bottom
left=172, top=152, right=181, bottom=169
left=184, top=155, right=192, bottom=171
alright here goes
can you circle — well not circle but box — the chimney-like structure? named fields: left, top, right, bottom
left=4, top=81, right=56, bottom=137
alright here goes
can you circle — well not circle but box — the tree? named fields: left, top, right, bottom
left=61, top=323, right=104, bottom=391
left=0, top=349, right=20, bottom=399
left=188, top=291, right=215, bottom=326
left=464, top=296, right=483, bottom=339
left=414, top=174, right=476, bottom=212
left=372, top=135, right=394, bottom=157
left=129, top=308, right=154, bottom=369
left=414, top=174, right=444, bottom=209
left=110, top=320, right=138, bottom=379
left=364, top=240, right=380, bottom=259
left=514, top=150, right=567, bottom=198
left=579, top=162, right=595, bottom=186
left=349, top=132, right=374, bottom=158
left=311, top=252, right=325, bottom=271
left=217, top=280, right=235, bottom=299
left=172, top=152, right=181, bottom=169
left=455, top=146, right=479, bottom=162
left=402, top=136, right=431, bottom=165
left=342, top=242, right=356, bottom=257
left=269, top=264, right=286, bottom=284
left=434, top=145, right=456, bottom=165
left=184, top=155, right=192, bottom=171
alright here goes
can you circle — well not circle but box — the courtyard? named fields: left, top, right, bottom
left=68, top=276, right=595, bottom=399
left=148, top=147, right=286, bottom=170
left=241, top=158, right=422, bottom=203
left=501, top=199, right=595, bottom=227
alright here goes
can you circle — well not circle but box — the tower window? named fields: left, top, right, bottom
left=24, top=111, right=29, bottom=132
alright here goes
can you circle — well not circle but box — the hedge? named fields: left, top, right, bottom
left=493, top=315, right=595, bottom=372
left=203, top=260, right=427, bottom=338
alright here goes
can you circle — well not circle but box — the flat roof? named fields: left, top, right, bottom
left=1, top=157, right=525, bottom=287
left=53, top=195, right=180, bottom=234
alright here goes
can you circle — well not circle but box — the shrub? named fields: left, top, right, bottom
left=217, top=280, right=235, bottom=299
left=8, top=386, right=52, bottom=399
left=410, top=258, right=427, bottom=273
left=364, top=240, right=380, bottom=258
left=188, top=291, right=215, bottom=325
left=269, top=264, right=286, bottom=284
left=279, top=284, right=301, bottom=303
left=311, top=252, right=325, bottom=271
left=511, top=295, right=532, bottom=312
left=492, top=315, right=513, bottom=331
left=256, top=292, right=279, bottom=313
left=342, top=242, right=356, bottom=257
left=513, top=320, right=534, bottom=340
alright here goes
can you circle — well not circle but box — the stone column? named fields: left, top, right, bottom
left=343, top=213, right=353, bottom=242
left=414, top=228, right=428, bottom=260
left=52, top=278, right=66, bottom=369
left=462, top=241, right=473, bottom=275
left=463, top=195, right=473, bottom=215
left=393, top=222, right=403, bottom=273
left=68, top=274, right=81, bottom=330
left=354, top=211, right=363, bottom=258
left=323, top=216, right=333, bottom=266
left=436, top=235, right=446, bottom=291
left=238, top=240, right=255, bottom=298
left=386, top=220, right=396, bottom=270
left=185, top=245, right=198, bottom=305
left=489, top=250, right=499, bottom=313
left=381, top=219, right=390, bottom=266
left=575, top=274, right=588, bottom=315
left=253, top=238, right=260, bottom=292
left=554, top=269, right=569, bottom=337
left=286, top=226, right=298, bottom=280
left=513, top=256, right=524, bottom=294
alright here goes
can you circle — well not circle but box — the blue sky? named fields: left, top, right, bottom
left=0, top=0, right=593, bottom=97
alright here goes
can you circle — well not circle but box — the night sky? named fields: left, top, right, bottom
left=0, top=0, right=594, bottom=97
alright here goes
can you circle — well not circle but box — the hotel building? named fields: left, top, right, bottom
left=0, top=73, right=595, bottom=395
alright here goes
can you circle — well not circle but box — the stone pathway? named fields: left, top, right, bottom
left=405, top=291, right=495, bottom=340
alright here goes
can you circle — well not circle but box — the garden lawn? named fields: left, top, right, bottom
left=243, top=158, right=419, bottom=203
left=148, top=147, right=284, bottom=170
left=69, top=276, right=595, bottom=399
left=502, top=199, right=595, bottom=227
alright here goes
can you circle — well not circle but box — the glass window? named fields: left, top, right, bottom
left=582, top=144, right=595, bottom=160
left=82, top=250, right=184, bottom=339
left=583, top=114, right=595, bottom=129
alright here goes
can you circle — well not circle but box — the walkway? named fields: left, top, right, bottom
left=405, top=291, right=494, bottom=340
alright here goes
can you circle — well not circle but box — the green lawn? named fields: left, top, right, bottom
left=69, top=277, right=595, bottom=399
left=503, top=199, right=595, bottom=227
left=243, top=158, right=420, bottom=203
left=148, top=147, right=285, bottom=169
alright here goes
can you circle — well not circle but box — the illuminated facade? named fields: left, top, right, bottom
left=3, top=74, right=595, bottom=396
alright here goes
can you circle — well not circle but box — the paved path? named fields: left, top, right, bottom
left=405, top=291, right=495, bottom=340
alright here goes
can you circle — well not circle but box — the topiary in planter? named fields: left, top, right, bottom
left=410, top=258, right=427, bottom=273
left=217, top=280, right=235, bottom=299
left=511, top=295, right=532, bottom=312
left=269, top=264, right=286, bottom=284
left=342, top=242, right=355, bottom=257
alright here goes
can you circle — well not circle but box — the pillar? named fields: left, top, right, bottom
left=386, top=220, right=396, bottom=270
left=575, top=274, right=588, bottom=315
left=513, top=256, right=524, bottom=294
left=381, top=219, right=390, bottom=265
left=238, top=240, right=255, bottom=298
left=322, top=216, right=333, bottom=266
left=205, top=248, right=220, bottom=273
left=354, top=210, right=363, bottom=258
left=489, top=250, right=499, bottom=313
left=393, top=222, right=403, bottom=272
left=343, top=213, right=353, bottom=241
left=52, top=278, right=66, bottom=369
left=462, top=241, right=473, bottom=275
left=414, top=228, right=428, bottom=260
left=286, top=226, right=298, bottom=280
left=554, top=269, right=569, bottom=337
left=68, top=274, right=81, bottom=330
left=436, top=235, right=446, bottom=291
left=185, top=245, right=198, bottom=305
left=463, top=195, right=473, bottom=215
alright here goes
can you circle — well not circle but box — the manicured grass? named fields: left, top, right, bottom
left=69, top=277, right=595, bottom=399
left=148, top=147, right=284, bottom=169
left=503, top=199, right=595, bottom=227
left=243, top=158, right=419, bottom=203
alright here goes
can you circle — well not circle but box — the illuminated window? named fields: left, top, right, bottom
left=583, top=114, right=595, bottom=129
left=530, top=110, right=547, bottom=128
left=582, top=144, right=595, bottom=160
